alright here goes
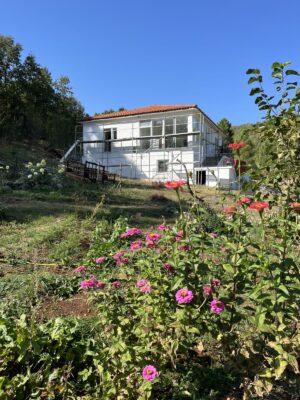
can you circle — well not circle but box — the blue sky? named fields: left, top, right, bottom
left=1, top=0, right=299, bottom=124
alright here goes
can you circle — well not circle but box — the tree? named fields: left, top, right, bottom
left=217, top=117, right=234, bottom=147
left=0, top=35, right=84, bottom=148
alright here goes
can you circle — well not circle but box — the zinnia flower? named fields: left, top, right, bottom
left=142, top=365, right=158, bottom=381
left=236, top=197, right=251, bottom=205
left=228, top=143, right=246, bottom=150
left=95, top=256, right=107, bottom=264
left=211, top=278, right=221, bottom=287
left=178, top=244, right=190, bottom=252
left=175, top=230, right=184, bottom=241
left=113, top=250, right=126, bottom=260
left=130, top=240, right=143, bottom=251
left=116, top=257, right=129, bottom=266
left=291, top=202, right=300, bottom=212
left=249, top=202, right=269, bottom=212
left=163, top=263, right=174, bottom=272
left=120, top=227, right=141, bottom=238
left=112, top=281, right=121, bottom=289
left=146, top=233, right=160, bottom=243
left=223, top=206, right=237, bottom=214
left=210, top=233, right=218, bottom=238
left=140, top=284, right=151, bottom=293
left=175, top=288, right=193, bottom=304
left=80, top=277, right=97, bottom=289
left=74, top=266, right=86, bottom=273
left=96, top=281, right=106, bottom=289
left=137, top=279, right=148, bottom=287
left=210, top=299, right=225, bottom=314
left=158, top=224, right=168, bottom=230
left=203, top=286, right=213, bottom=296
left=165, top=180, right=187, bottom=189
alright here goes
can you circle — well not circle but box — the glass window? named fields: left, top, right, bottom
left=176, top=136, right=188, bottom=148
left=157, top=160, right=168, bottom=172
left=112, top=128, right=117, bottom=139
left=140, top=120, right=151, bottom=149
left=165, top=117, right=174, bottom=135
left=176, top=116, right=188, bottom=133
left=140, top=120, right=151, bottom=136
left=104, top=129, right=111, bottom=152
left=152, top=119, right=163, bottom=136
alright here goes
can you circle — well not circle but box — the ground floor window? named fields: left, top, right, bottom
left=196, top=170, right=206, bottom=185
left=157, top=160, right=168, bottom=172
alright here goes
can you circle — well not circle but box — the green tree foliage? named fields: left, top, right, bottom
left=94, top=106, right=127, bottom=116
left=0, top=35, right=84, bottom=148
left=217, top=117, right=234, bottom=146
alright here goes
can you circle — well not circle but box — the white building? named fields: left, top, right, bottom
left=65, top=104, right=236, bottom=187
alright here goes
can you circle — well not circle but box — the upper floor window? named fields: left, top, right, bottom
left=104, top=127, right=117, bottom=152
left=176, top=116, right=188, bottom=133
left=140, top=120, right=163, bottom=149
left=165, top=116, right=188, bottom=148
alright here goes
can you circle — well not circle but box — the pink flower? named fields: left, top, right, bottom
left=236, top=197, right=251, bottom=205
left=211, top=278, right=221, bottom=287
left=203, top=286, right=213, bottom=296
left=120, top=227, right=141, bottom=238
left=175, top=230, right=184, bottom=241
left=116, top=257, right=129, bottom=266
left=158, top=224, right=168, bottom=230
left=112, top=281, right=121, bottom=289
left=223, top=206, right=237, bottom=215
left=130, top=240, right=143, bottom=251
left=113, top=251, right=126, bottom=260
left=146, top=233, right=160, bottom=243
left=140, top=284, right=151, bottom=293
left=96, top=281, right=106, bottom=289
left=80, top=277, right=97, bottom=289
left=137, top=279, right=148, bottom=287
left=74, top=266, right=86, bottom=273
left=165, top=180, right=187, bottom=189
left=210, top=233, right=218, bottom=238
left=175, top=288, right=193, bottom=304
left=142, top=365, right=158, bottom=381
left=178, top=244, right=190, bottom=252
left=210, top=299, right=225, bottom=314
left=95, top=256, right=107, bottom=264
left=163, top=263, right=174, bottom=272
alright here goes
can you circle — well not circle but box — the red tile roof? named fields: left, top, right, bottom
left=81, top=104, right=197, bottom=121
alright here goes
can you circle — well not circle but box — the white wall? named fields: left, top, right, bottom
left=82, top=108, right=224, bottom=181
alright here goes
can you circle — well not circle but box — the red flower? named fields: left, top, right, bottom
left=291, top=202, right=300, bottom=212
left=236, top=197, right=251, bottom=205
left=228, top=143, right=246, bottom=150
left=249, top=202, right=269, bottom=212
left=165, top=180, right=187, bottom=189
left=223, top=206, right=237, bottom=214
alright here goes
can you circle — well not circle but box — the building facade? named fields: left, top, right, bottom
left=76, top=104, right=235, bottom=186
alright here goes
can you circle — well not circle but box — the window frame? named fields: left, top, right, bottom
left=157, top=159, right=168, bottom=173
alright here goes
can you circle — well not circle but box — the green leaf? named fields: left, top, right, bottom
left=246, top=68, right=260, bottom=74
left=286, top=69, right=300, bottom=76
left=250, top=87, right=263, bottom=96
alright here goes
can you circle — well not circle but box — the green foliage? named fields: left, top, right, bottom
left=0, top=62, right=300, bottom=399
left=217, top=117, right=234, bottom=146
left=0, top=35, right=84, bottom=148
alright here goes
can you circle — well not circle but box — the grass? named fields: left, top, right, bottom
left=0, top=140, right=233, bottom=322
left=0, top=178, right=233, bottom=270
